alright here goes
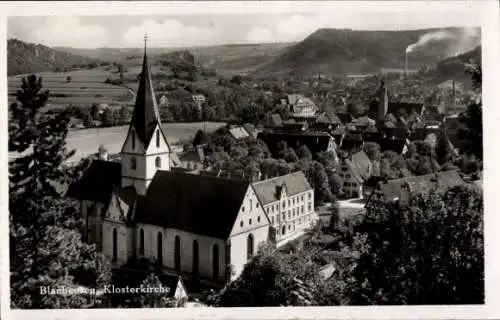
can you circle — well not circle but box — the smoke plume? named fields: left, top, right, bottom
left=406, top=30, right=453, bottom=53
left=406, top=27, right=480, bottom=56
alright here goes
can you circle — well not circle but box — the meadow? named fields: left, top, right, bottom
left=8, top=67, right=134, bottom=107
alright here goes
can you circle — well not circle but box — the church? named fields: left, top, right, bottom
left=67, top=41, right=316, bottom=284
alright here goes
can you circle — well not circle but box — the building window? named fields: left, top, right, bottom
left=271, top=216, right=274, bottom=224
left=267, top=207, right=270, bottom=214
left=112, top=228, right=117, bottom=262
left=282, top=213, right=285, bottom=220
left=155, top=156, right=161, bottom=168
left=249, top=218, right=252, bottom=225
left=282, top=201, right=286, bottom=208
left=192, top=240, right=199, bottom=276
left=282, top=226, right=286, bottom=235
left=175, top=236, right=181, bottom=271
left=250, top=199, right=252, bottom=209
left=257, top=216, right=261, bottom=223
left=301, top=206, right=304, bottom=214
left=132, top=131, right=135, bottom=150
left=256, top=202, right=259, bottom=208
left=242, top=206, right=245, bottom=212
left=131, top=158, right=137, bottom=170
left=240, top=221, right=243, bottom=227
left=293, top=198, right=295, bottom=205
left=156, top=130, right=160, bottom=148
left=308, top=203, right=312, bottom=211
left=301, top=195, right=304, bottom=202
left=308, top=192, right=312, bottom=200
left=247, top=233, right=254, bottom=260
left=288, top=199, right=291, bottom=206
left=139, top=228, right=144, bottom=254
left=288, top=225, right=291, bottom=231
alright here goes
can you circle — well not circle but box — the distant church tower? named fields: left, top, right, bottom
left=378, top=80, right=388, bottom=126
left=120, top=35, right=171, bottom=195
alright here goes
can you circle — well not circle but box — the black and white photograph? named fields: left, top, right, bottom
left=2, top=1, right=499, bottom=319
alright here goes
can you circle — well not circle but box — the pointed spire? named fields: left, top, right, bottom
left=129, top=34, right=162, bottom=146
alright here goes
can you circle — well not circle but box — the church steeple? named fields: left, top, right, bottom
left=120, top=34, right=171, bottom=195
left=129, top=33, right=162, bottom=147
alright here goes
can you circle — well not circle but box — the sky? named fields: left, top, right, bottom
left=8, top=9, right=483, bottom=49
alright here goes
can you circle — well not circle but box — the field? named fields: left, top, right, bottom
left=8, top=68, right=134, bottom=107
left=8, top=122, right=225, bottom=164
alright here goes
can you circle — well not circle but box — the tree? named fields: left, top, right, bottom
left=363, top=142, right=381, bottom=161
left=306, top=161, right=334, bottom=204
left=230, top=75, right=243, bottom=85
left=348, top=185, right=483, bottom=305
left=192, top=129, right=208, bottom=147
left=283, top=148, right=299, bottom=163
left=136, top=273, right=175, bottom=308
left=458, top=61, right=482, bottom=160
left=9, top=75, right=111, bottom=308
left=297, top=145, right=313, bottom=162
left=101, top=108, right=116, bottom=127
left=435, top=130, right=454, bottom=165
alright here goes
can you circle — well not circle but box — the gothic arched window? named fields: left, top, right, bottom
left=192, top=240, right=199, bottom=276
left=131, top=157, right=137, bottom=170
left=155, top=156, right=161, bottom=168
left=139, top=228, right=144, bottom=255
left=247, top=233, right=254, bottom=260
left=156, top=130, right=160, bottom=148
left=175, top=236, right=181, bottom=271
left=112, top=228, right=117, bottom=262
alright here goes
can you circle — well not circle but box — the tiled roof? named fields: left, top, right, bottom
left=252, top=171, right=312, bottom=205
left=387, top=102, right=424, bottom=117
left=378, top=170, right=464, bottom=201
left=66, top=160, right=121, bottom=204
left=135, top=171, right=250, bottom=239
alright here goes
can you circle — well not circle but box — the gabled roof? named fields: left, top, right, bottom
left=129, top=46, right=162, bottom=147
left=66, top=160, right=121, bottom=204
left=252, top=171, right=312, bottom=205
left=387, top=102, right=424, bottom=117
left=135, top=171, right=251, bottom=239
left=378, top=170, right=464, bottom=201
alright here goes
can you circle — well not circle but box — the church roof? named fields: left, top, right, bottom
left=135, top=171, right=250, bottom=239
left=129, top=45, right=162, bottom=147
left=252, top=171, right=312, bottom=205
left=66, top=160, right=121, bottom=204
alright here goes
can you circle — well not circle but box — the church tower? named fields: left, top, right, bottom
left=378, top=80, right=388, bottom=127
left=120, top=35, right=171, bottom=195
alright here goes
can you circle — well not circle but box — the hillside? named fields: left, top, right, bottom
left=8, top=39, right=104, bottom=76
left=256, top=27, right=481, bottom=77
left=432, top=45, right=481, bottom=81
left=56, top=42, right=293, bottom=75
